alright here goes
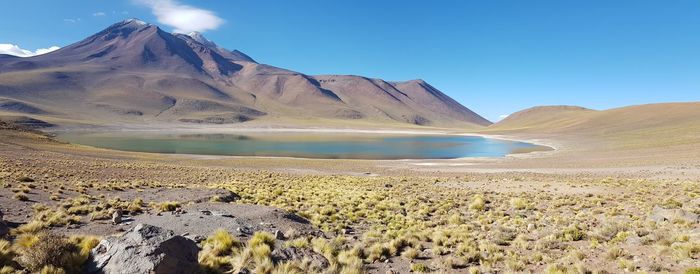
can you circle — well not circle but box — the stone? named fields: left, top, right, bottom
left=649, top=205, right=699, bottom=223
left=112, top=209, right=123, bottom=225
left=342, top=227, right=354, bottom=235
left=271, top=247, right=329, bottom=270
left=420, top=249, right=433, bottom=259
left=274, top=229, right=285, bottom=240
left=527, top=223, right=537, bottom=231
left=183, top=233, right=205, bottom=243
left=87, top=223, right=199, bottom=274
left=0, top=209, right=7, bottom=237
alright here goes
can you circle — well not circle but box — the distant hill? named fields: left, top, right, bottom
left=487, top=102, right=700, bottom=147
left=0, top=19, right=490, bottom=129
left=490, top=105, right=594, bottom=132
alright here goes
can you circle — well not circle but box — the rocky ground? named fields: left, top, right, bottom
left=0, top=125, right=699, bottom=273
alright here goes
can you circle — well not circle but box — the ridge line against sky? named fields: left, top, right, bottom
left=1, top=0, right=699, bottom=122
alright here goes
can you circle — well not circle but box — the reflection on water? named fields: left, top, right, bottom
left=56, top=132, right=548, bottom=160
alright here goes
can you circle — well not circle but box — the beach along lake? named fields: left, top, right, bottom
left=56, top=132, right=550, bottom=160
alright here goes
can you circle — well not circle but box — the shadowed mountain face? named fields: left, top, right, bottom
left=0, top=19, right=491, bottom=128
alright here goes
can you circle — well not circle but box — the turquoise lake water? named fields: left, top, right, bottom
left=56, top=132, right=547, bottom=160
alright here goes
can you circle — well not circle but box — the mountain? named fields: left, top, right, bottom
left=488, top=105, right=595, bottom=132
left=0, top=19, right=490, bottom=129
left=486, top=102, right=700, bottom=148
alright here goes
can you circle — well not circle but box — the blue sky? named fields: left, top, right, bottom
left=1, top=0, right=699, bottom=121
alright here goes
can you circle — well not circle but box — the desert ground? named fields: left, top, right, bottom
left=0, top=105, right=699, bottom=274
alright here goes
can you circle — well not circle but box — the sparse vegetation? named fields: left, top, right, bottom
left=13, top=193, right=29, bottom=201
left=153, top=201, right=180, bottom=212
left=0, top=126, right=698, bottom=273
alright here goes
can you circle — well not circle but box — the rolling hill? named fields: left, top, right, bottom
left=486, top=102, right=700, bottom=148
left=0, top=19, right=491, bottom=129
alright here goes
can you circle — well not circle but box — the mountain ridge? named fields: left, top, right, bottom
left=486, top=102, right=700, bottom=141
left=0, top=19, right=491, bottom=128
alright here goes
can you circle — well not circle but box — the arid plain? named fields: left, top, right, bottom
left=1, top=101, right=699, bottom=274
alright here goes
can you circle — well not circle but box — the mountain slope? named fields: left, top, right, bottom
left=488, top=105, right=595, bottom=132
left=0, top=19, right=489, bottom=129
left=486, top=102, right=700, bottom=148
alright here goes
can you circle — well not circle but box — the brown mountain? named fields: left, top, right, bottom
left=485, top=102, right=700, bottom=149
left=0, top=19, right=490, bottom=129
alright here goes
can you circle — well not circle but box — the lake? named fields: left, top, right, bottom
left=56, top=132, right=549, bottom=160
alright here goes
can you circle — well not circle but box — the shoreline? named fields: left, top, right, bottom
left=47, top=126, right=557, bottom=161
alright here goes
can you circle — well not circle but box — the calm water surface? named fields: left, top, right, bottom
left=56, top=132, right=547, bottom=160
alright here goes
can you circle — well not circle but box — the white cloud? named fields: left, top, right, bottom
left=0, top=44, right=60, bottom=57
left=93, top=11, right=106, bottom=16
left=63, top=18, right=81, bottom=23
left=136, top=0, right=224, bottom=33
left=34, top=46, right=61, bottom=55
left=499, top=114, right=510, bottom=119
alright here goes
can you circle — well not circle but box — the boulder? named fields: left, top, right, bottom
left=87, top=223, right=199, bottom=274
left=271, top=247, right=329, bottom=270
left=649, top=205, right=700, bottom=223
left=0, top=209, right=7, bottom=237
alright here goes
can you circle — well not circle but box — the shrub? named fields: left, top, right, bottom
left=69, top=235, right=100, bottom=258
left=155, top=201, right=180, bottom=212
left=594, top=222, right=625, bottom=242
left=545, top=264, right=568, bottom=274
left=510, top=198, right=527, bottom=210
left=40, top=265, right=65, bottom=274
left=249, top=231, right=275, bottom=249
left=127, top=199, right=144, bottom=214
left=15, top=221, right=47, bottom=234
left=283, top=238, right=310, bottom=249
left=672, top=242, right=700, bottom=260
left=448, top=213, right=463, bottom=225
left=251, top=245, right=272, bottom=264
left=16, top=234, right=85, bottom=273
left=402, top=247, right=419, bottom=260
left=444, top=256, right=467, bottom=269
left=18, top=177, right=34, bottom=183
left=13, top=193, right=29, bottom=201
left=0, top=266, right=18, bottom=274
left=366, top=243, right=390, bottom=262
left=271, top=261, right=305, bottom=274
left=618, top=258, right=636, bottom=272
left=686, top=268, right=700, bottom=274
left=560, top=226, right=585, bottom=241
left=0, top=240, right=15, bottom=266
left=89, top=211, right=111, bottom=221
left=253, top=257, right=274, bottom=274
left=337, top=249, right=363, bottom=270
left=203, top=229, right=240, bottom=256
left=410, top=263, right=429, bottom=272
left=387, top=237, right=408, bottom=256
left=469, top=195, right=486, bottom=211
left=605, top=246, right=625, bottom=260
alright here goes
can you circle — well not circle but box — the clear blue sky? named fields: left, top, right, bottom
left=2, top=1, right=699, bottom=121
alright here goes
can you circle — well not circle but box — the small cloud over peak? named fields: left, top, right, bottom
left=93, top=12, right=106, bottom=17
left=35, top=46, right=61, bottom=55
left=499, top=114, right=510, bottom=119
left=0, top=44, right=60, bottom=57
left=135, top=0, right=224, bottom=33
